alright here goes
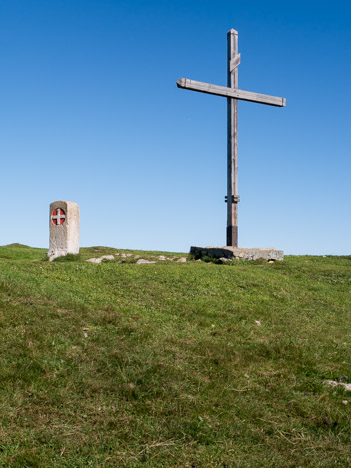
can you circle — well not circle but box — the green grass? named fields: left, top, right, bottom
left=0, top=244, right=351, bottom=467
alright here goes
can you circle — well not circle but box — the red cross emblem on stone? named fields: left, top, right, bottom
left=51, top=208, right=66, bottom=226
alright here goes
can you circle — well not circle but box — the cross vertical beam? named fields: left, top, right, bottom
left=227, top=29, right=239, bottom=247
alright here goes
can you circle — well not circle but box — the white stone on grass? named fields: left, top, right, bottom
left=325, top=380, right=351, bottom=391
left=86, top=255, right=114, bottom=264
left=101, top=255, right=114, bottom=261
left=136, top=259, right=157, bottom=264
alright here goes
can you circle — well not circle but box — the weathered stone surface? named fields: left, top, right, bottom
left=86, top=255, right=114, bottom=264
left=325, top=380, right=351, bottom=391
left=86, top=258, right=100, bottom=264
left=47, top=201, right=79, bottom=261
left=136, top=259, right=157, bottom=264
left=190, top=246, right=284, bottom=261
left=176, top=257, right=187, bottom=263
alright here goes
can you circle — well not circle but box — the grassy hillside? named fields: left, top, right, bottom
left=0, top=244, right=351, bottom=467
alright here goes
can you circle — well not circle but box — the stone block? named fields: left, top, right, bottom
left=47, top=201, right=79, bottom=261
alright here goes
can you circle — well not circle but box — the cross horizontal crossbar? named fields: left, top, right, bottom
left=177, top=78, right=286, bottom=107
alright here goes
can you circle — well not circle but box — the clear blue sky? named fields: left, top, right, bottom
left=1, top=0, right=350, bottom=254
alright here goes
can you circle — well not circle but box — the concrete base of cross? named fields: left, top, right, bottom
left=190, top=246, right=284, bottom=262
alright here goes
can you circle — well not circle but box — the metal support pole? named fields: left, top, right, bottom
left=227, top=28, right=239, bottom=247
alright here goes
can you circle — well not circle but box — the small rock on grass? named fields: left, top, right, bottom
left=101, top=255, right=115, bottom=261
left=136, top=259, right=157, bottom=264
left=325, top=380, right=351, bottom=391
left=176, top=257, right=187, bottom=263
left=86, top=255, right=114, bottom=264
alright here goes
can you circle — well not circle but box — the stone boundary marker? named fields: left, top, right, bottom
left=190, top=246, right=284, bottom=261
left=47, top=201, right=79, bottom=262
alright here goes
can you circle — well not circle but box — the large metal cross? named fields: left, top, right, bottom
left=177, top=29, right=286, bottom=247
